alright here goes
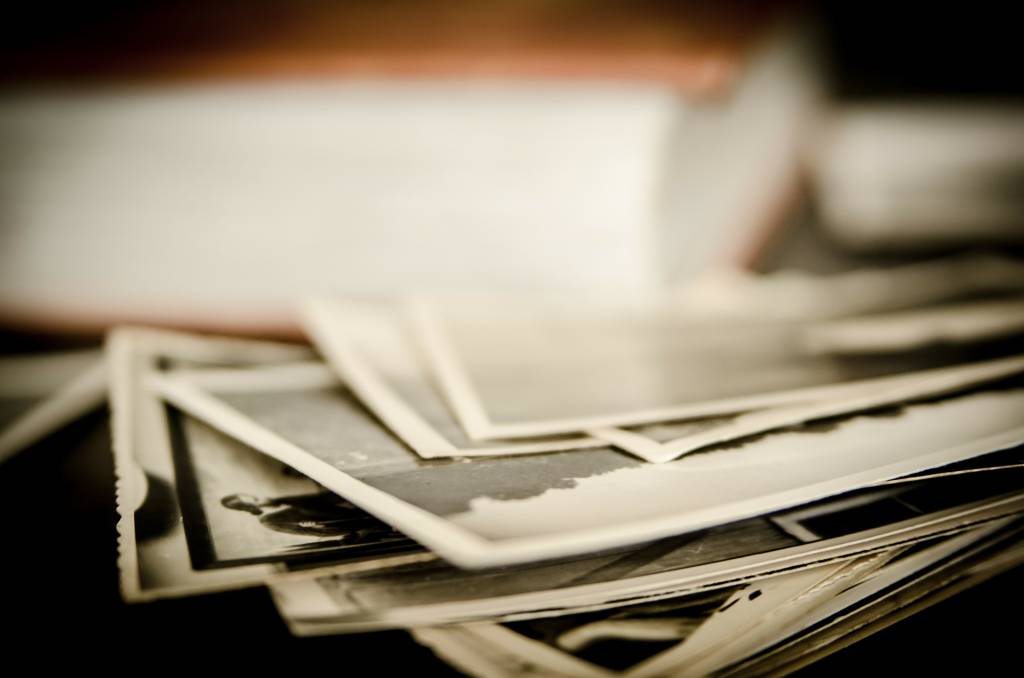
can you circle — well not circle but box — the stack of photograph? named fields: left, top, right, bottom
left=3, top=253, right=1024, bottom=677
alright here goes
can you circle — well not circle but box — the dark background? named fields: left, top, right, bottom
left=820, top=2, right=1024, bottom=101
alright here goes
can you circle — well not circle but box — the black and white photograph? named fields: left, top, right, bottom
left=168, top=411, right=418, bottom=568
left=159, top=356, right=1024, bottom=567
left=715, top=526, right=1024, bottom=677
left=410, top=294, right=1024, bottom=439
left=579, top=353, right=1024, bottom=462
left=269, top=451, right=1024, bottom=633
left=308, top=298, right=1024, bottom=463
left=418, top=585, right=748, bottom=677
left=303, top=300, right=606, bottom=459
left=412, top=521, right=1024, bottom=677
left=109, top=328, right=429, bottom=600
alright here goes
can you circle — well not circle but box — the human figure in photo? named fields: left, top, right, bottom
left=221, top=490, right=400, bottom=541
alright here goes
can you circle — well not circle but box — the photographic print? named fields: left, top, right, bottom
left=168, top=409, right=418, bottom=568
left=719, top=526, right=1024, bottom=677
left=302, top=299, right=605, bottom=458
left=157, top=351, right=1024, bottom=568
left=599, top=352, right=1024, bottom=462
left=409, top=295, right=1024, bottom=438
left=269, top=455, right=1024, bottom=633
left=306, top=299, right=1024, bottom=463
left=413, top=522, right=1020, bottom=678
left=109, top=328, right=429, bottom=601
left=418, top=585, right=749, bottom=678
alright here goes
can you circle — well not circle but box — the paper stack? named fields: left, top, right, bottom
left=3, top=253, right=1023, bottom=676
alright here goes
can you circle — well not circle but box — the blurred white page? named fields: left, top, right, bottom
left=0, top=23, right=819, bottom=333
left=817, top=104, right=1024, bottom=250
left=0, top=82, right=673, bottom=331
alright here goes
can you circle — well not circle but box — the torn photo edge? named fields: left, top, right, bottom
left=268, top=490, right=1024, bottom=634
left=301, top=298, right=607, bottom=458
left=0, top=349, right=107, bottom=465
left=108, top=327, right=433, bottom=602
left=407, top=294, right=1024, bottom=440
left=153, top=358, right=1024, bottom=570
